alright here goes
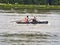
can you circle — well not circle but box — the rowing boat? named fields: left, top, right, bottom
left=16, top=21, right=48, bottom=24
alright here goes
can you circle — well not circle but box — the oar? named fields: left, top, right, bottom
left=10, top=20, right=22, bottom=23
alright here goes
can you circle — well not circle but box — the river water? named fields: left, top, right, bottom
left=0, top=12, right=60, bottom=45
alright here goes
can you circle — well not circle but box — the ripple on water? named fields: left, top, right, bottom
left=0, top=32, right=59, bottom=45
left=0, top=13, right=60, bottom=45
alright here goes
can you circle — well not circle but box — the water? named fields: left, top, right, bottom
left=0, top=12, right=60, bottom=45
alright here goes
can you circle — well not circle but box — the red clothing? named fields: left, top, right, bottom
left=25, top=17, right=29, bottom=23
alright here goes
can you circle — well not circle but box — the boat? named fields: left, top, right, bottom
left=16, top=21, right=48, bottom=24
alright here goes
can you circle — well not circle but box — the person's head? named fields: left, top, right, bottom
left=27, top=16, right=28, bottom=17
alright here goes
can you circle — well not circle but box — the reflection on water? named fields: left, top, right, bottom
left=0, top=12, right=60, bottom=45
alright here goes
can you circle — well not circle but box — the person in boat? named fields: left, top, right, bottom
left=25, top=16, right=29, bottom=23
left=32, top=16, right=37, bottom=23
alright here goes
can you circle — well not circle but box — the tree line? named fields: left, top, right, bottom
left=0, top=0, right=60, bottom=5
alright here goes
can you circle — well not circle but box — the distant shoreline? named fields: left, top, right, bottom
left=0, top=4, right=60, bottom=13
left=0, top=4, right=60, bottom=10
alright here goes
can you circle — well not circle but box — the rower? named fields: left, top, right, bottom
left=25, top=16, right=29, bottom=23
left=32, top=16, right=37, bottom=23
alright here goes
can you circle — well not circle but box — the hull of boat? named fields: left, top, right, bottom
left=16, top=21, right=48, bottom=24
